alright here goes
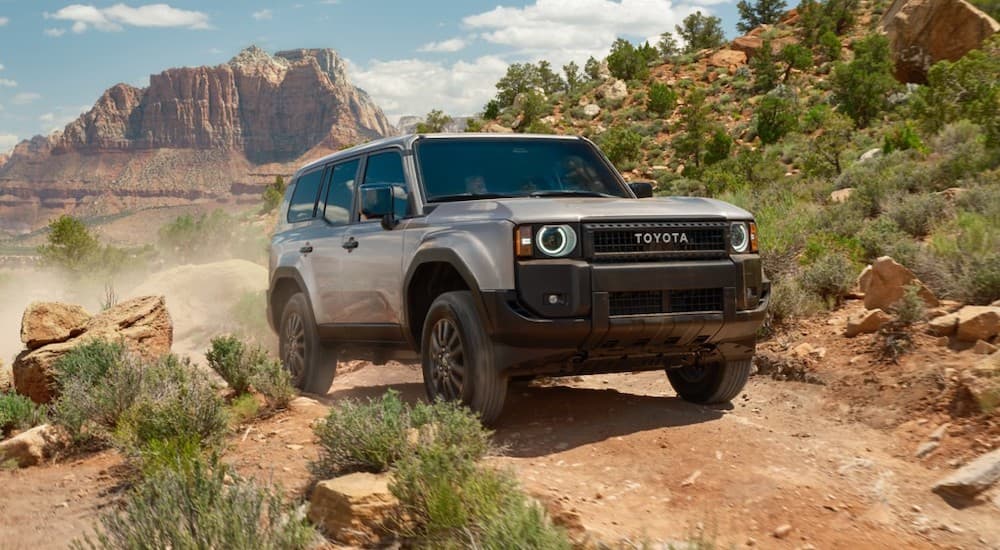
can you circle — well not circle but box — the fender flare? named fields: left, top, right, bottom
left=402, top=248, right=491, bottom=349
left=268, top=266, right=314, bottom=331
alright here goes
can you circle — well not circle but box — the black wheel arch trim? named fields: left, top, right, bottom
left=402, top=248, right=491, bottom=350
left=268, top=267, right=315, bottom=332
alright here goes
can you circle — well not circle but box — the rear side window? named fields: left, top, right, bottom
left=323, top=159, right=360, bottom=225
left=363, top=151, right=409, bottom=219
left=287, top=169, right=325, bottom=223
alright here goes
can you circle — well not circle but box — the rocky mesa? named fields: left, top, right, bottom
left=0, top=47, right=392, bottom=233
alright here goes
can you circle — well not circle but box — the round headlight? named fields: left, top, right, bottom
left=536, top=225, right=577, bottom=257
left=731, top=222, right=750, bottom=253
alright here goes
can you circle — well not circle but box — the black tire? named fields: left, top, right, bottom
left=279, top=292, right=337, bottom=395
left=421, top=291, right=508, bottom=423
left=666, top=359, right=751, bottom=404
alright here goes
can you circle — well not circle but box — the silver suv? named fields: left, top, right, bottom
left=268, top=134, right=769, bottom=422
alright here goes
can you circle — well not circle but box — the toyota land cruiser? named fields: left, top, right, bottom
left=268, top=134, right=769, bottom=422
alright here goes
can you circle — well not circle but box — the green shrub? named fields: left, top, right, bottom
left=930, top=121, right=994, bottom=186
left=892, top=284, right=926, bottom=326
left=75, top=459, right=317, bottom=550
left=675, top=10, right=726, bottom=53
left=766, top=278, right=822, bottom=328
left=703, top=129, right=733, bottom=165
left=647, top=82, right=678, bottom=115
left=250, top=358, right=296, bottom=409
left=884, top=192, right=949, bottom=237
left=37, top=216, right=135, bottom=276
left=857, top=216, right=919, bottom=265
left=261, top=175, right=286, bottom=214
left=606, top=38, right=650, bottom=81
left=882, top=122, right=926, bottom=154
left=918, top=212, right=1000, bottom=303
left=206, top=336, right=295, bottom=407
left=800, top=252, right=856, bottom=306
left=51, top=340, right=139, bottom=442
left=0, top=392, right=47, bottom=437
left=311, top=391, right=492, bottom=479
left=229, top=393, right=261, bottom=426
left=831, top=34, right=897, bottom=127
left=391, top=443, right=568, bottom=549
left=111, top=355, right=228, bottom=472
left=599, top=125, right=643, bottom=168
left=755, top=94, right=798, bottom=144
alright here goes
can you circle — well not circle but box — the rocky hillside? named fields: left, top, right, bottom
left=0, top=47, right=392, bottom=234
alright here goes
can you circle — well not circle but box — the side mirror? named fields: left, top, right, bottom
left=628, top=181, right=654, bottom=198
left=361, top=184, right=398, bottom=230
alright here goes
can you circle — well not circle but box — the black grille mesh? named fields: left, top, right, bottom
left=585, top=221, right=727, bottom=262
left=608, top=288, right=724, bottom=316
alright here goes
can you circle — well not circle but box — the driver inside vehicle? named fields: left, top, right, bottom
left=465, top=175, right=487, bottom=195
left=560, top=155, right=601, bottom=191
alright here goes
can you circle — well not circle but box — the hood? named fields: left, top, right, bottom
left=426, top=196, right=754, bottom=224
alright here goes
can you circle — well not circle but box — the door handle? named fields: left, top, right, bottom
left=342, top=237, right=359, bottom=250
left=299, top=245, right=313, bottom=254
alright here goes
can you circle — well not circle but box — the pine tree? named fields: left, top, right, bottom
left=831, top=34, right=896, bottom=127
left=736, top=0, right=788, bottom=34
left=563, top=61, right=582, bottom=93
left=676, top=11, right=726, bottom=53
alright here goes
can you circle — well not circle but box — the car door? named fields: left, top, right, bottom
left=278, top=166, right=331, bottom=323
left=311, top=158, right=361, bottom=326
left=336, top=150, right=409, bottom=331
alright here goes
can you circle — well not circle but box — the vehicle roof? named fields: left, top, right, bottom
left=294, top=132, right=583, bottom=177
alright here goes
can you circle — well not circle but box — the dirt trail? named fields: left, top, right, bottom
left=3, top=359, right=999, bottom=549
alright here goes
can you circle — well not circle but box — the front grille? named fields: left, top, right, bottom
left=584, top=221, right=727, bottom=263
left=608, top=288, right=725, bottom=316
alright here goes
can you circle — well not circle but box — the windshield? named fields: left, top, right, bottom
left=415, top=138, right=629, bottom=202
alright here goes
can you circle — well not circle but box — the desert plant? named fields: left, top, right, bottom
left=766, top=278, right=823, bottom=330
left=647, top=82, right=678, bottom=116
left=75, top=459, right=317, bottom=549
left=755, top=94, right=798, bottom=145
left=606, top=38, right=650, bottom=81
left=51, top=340, right=139, bottom=442
left=884, top=192, right=948, bottom=238
left=415, top=109, right=453, bottom=133
left=800, top=252, right=856, bottom=306
left=831, top=34, right=897, bottom=127
left=737, top=0, right=788, bottom=33
left=0, top=392, right=47, bottom=437
left=262, top=175, right=285, bottom=214
left=892, top=284, right=926, bottom=326
left=206, top=336, right=255, bottom=395
left=676, top=11, right=726, bottom=53
left=599, top=125, right=643, bottom=168
left=249, top=358, right=296, bottom=409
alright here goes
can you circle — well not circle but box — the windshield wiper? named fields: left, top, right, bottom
left=429, top=192, right=514, bottom=203
left=528, top=190, right=617, bottom=198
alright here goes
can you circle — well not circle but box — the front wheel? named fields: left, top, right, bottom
left=421, top=291, right=507, bottom=424
left=667, top=359, right=751, bottom=404
left=279, top=292, right=337, bottom=395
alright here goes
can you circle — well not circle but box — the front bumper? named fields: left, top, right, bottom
left=479, top=257, right=769, bottom=374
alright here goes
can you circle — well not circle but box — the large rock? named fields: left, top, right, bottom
left=846, top=309, right=893, bottom=337
left=928, top=313, right=959, bottom=336
left=859, top=256, right=938, bottom=311
left=730, top=36, right=764, bottom=57
left=582, top=104, right=601, bottom=119
left=954, top=306, right=1000, bottom=342
left=0, top=424, right=69, bottom=468
left=597, top=79, right=628, bottom=102
left=932, top=447, right=1000, bottom=501
left=879, top=0, right=1000, bottom=83
left=707, top=49, right=748, bottom=71
left=12, top=296, right=172, bottom=403
left=309, top=472, right=398, bottom=545
left=20, top=303, right=90, bottom=350
left=959, top=352, right=1000, bottom=413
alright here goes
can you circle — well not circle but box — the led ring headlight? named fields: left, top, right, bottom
left=536, top=225, right=577, bottom=257
left=730, top=222, right=750, bottom=253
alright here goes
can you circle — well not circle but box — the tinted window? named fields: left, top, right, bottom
left=415, top=139, right=628, bottom=201
left=287, top=169, right=324, bottom=223
left=323, top=159, right=360, bottom=225
left=363, top=151, right=409, bottom=219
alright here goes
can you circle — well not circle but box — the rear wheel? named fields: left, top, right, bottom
left=279, top=292, right=337, bottom=395
left=421, top=291, right=507, bottom=423
left=667, top=359, right=751, bottom=404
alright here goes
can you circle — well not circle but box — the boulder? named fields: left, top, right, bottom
left=12, top=296, right=172, bottom=403
left=954, top=306, right=1000, bottom=342
left=731, top=35, right=764, bottom=57
left=309, top=472, right=398, bottom=545
left=597, top=79, right=628, bottom=102
left=0, top=424, right=69, bottom=467
left=932, top=447, right=1000, bottom=501
left=830, top=188, right=854, bottom=203
left=846, top=309, right=893, bottom=337
left=20, top=303, right=91, bottom=350
left=958, top=352, right=1000, bottom=413
left=482, top=121, right=514, bottom=134
left=927, top=313, right=959, bottom=336
left=859, top=256, right=938, bottom=311
left=974, top=340, right=998, bottom=355
left=859, top=147, right=883, bottom=162
left=879, top=0, right=1000, bottom=83
left=707, top=49, right=748, bottom=71
left=582, top=104, right=601, bottom=119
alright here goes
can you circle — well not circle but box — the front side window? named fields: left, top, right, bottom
left=287, top=168, right=325, bottom=223
left=363, top=151, right=409, bottom=219
left=415, top=138, right=629, bottom=202
left=323, top=159, right=360, bottom=225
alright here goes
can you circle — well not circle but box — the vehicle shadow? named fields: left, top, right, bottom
left=494, top=385, right=726, bottom=458
left=315, top=379, right=725, bottom=458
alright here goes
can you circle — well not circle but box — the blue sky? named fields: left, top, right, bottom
left=0, top=1, right=740, bottom=153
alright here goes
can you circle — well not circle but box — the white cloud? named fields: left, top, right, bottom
left=0, top=78, right=16, bottom=88
left=47, top=3, right=211, bottom=33
left=11, top=92, right=41, bottom=105
left=252, top=9, right=273, bottom=20
left=0, top=63, right=4, bottom=71
left=418, top=38, right=468, bottom=53
left=0, top=17, right=8, bottom=26
left=463, top=0, right=719, bottom=63
left=0, top=134, right=19, bottom=153
left=349, top=56, right=508, bottom=120
left=44, top=28, right=67, bottom=37
left=39, top=113, right=55, bottom=123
